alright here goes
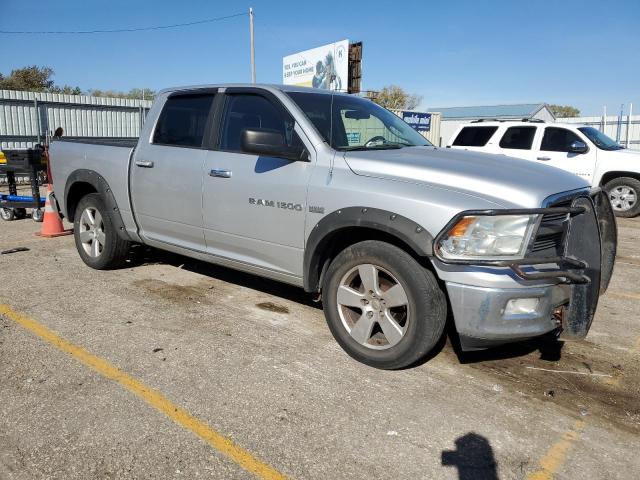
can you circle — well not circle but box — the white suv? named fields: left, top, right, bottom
left=447, top=120, right=640, bottom=217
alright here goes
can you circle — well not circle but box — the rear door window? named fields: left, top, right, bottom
left=499, top=126, right=537, bottom=150
left=153, top=94, right=215, bottom=147
left=452, top=126, right=498, bottom=147
left=541, top=127, right=582, bottom=152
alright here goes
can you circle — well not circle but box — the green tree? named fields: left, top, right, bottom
left=549, top=104, right=581, bottom=118
left=367, top=85, right=423, bottom=110
left=0, top=65, right=55, bottom=91
left=50, top=85, right=83, bottom=95
left=0, top=65, right=83, bottom=94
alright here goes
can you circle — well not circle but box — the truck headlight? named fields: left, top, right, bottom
left=436, top=214, right=539, bottom=260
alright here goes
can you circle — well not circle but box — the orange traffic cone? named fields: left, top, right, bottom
left=35, top=184, right=73, bottom=238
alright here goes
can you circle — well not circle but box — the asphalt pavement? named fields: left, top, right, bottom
left=0, top=215, right=639, bottom=479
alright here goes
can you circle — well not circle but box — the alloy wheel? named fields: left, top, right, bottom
left=336, top=264, right=410, bottom=350
left=79, top=207, right=105, bottom=257
left=610, top=185, right=637, bottom=212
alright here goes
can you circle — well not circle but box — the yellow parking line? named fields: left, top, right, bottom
left=526, top=284, right=640, bottom=479
left=526, top=419, right=586, bottom=480
left=528, top=331, right=640, bottom=479
left=0, top=304, right=287, bottom=480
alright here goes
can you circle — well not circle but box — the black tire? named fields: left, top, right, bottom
left=31, top=208, right=44, bottom=222
left=73, top=193, right=130, bottom=269
left=604, top=177, right=640, bottom=218
left=322, top=240, right=447, bottom=369
left=1, top=208, right=15, bottom=221
left=14, top=208, right=27, bottom=220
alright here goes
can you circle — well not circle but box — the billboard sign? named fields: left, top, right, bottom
left=401, top=111, right=432, bottom=132
left=283, top=40, right=349, bottom=92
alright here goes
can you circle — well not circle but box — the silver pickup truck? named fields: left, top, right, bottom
left=50, top=84, right=617, bottom=369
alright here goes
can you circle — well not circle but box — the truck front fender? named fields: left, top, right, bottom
left=64, top=169, right=131, bottom=241
left=303, top=207, right=434, bottom=292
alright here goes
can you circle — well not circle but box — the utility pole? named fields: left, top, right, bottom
left=627, top=103, right=633, bottom=148
left=616, top=103, right=624, bottom=143
left=249, top=7, right=256, bottom=83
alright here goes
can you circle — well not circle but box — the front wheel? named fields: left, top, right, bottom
left=322, top=240, right=447, bottom=369
left=1, top=208, right=15, bottom=221
left=605, top=177, right=640, bottom=218
left=73, top=193, right=130, bottom=269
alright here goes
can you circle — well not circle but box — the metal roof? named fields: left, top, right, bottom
left=430, top=103, right=549, bottom=120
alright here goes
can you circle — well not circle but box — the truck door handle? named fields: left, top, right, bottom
left=135, top=161, right=154, bottom=168
left=209, top=169, right=232, bottom=178
left=536, top=156, right=551, bottom=161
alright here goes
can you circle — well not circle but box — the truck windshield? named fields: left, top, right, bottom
left=287, top=91, right=431, bottom=151
left=578, top=127, right=624, bottom=151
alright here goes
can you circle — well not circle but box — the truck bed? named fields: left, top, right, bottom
left=50, top=137, right=136, bottom=222
left=53, top=137, right=139, bottom=148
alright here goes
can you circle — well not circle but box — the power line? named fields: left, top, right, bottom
left=0, top=12, right=247, bottom=34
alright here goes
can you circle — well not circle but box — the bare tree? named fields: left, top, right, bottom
left=89, top=88, right=156, bottom=101
left=367, top=85, right=423, bottom=110
left=548, top=104, right=581, bottom=118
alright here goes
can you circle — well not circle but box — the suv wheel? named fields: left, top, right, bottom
left=73, top=193, right=130, bottom=269
left=322, top=240, right=447, bottom=369
left=605, top=177, right=640, bottom=217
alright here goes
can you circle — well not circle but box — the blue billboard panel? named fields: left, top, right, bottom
left=402, top=112, right=431, bottom=132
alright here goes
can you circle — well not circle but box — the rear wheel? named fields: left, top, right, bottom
left=322, top=240, right=447, bottom=369
left=605, top=177, right=640, bottom=217
left=73, top=193, right=130, bottom=269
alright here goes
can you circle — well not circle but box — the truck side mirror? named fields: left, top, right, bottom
left=241, top=128, right=308, bottom=162
left=568, top=140, right=588, bottom=154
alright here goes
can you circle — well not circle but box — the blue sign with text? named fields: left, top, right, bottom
left=402, top=111, right=431, bottom=133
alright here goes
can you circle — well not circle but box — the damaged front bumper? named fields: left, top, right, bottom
left=435, top=189, right=617, bottom=351
left=446, top=282, right=569, bottom=350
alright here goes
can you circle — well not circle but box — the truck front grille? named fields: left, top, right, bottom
left=530, top=199, right=573, bottom=257
left=531, top=231, right=564, bottom=254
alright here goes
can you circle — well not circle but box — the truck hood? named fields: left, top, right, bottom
left=599, top=148, right=640, bottom=161
left=343, top=146, right=589, bottom=208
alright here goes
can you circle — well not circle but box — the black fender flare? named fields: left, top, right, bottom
left=64, top=169, right=131, bottom=241
left=303, top=206, right=434, bottom=292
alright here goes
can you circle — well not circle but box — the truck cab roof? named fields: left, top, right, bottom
left=158, top=83, right=354, bottom=98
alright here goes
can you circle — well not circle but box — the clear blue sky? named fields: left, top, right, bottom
left=1, top=0, right=638, bottom=115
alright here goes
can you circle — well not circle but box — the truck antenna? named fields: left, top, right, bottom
left=249, top=7, right=256, bottom=83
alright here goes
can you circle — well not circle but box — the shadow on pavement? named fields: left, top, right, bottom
left=442, top=432, right=499, bottom=480
left=127, top=244, right=320, bottom=309
left=127, top=245, right=564, bottom=366
left=451, top=334, right=565, bottom=365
